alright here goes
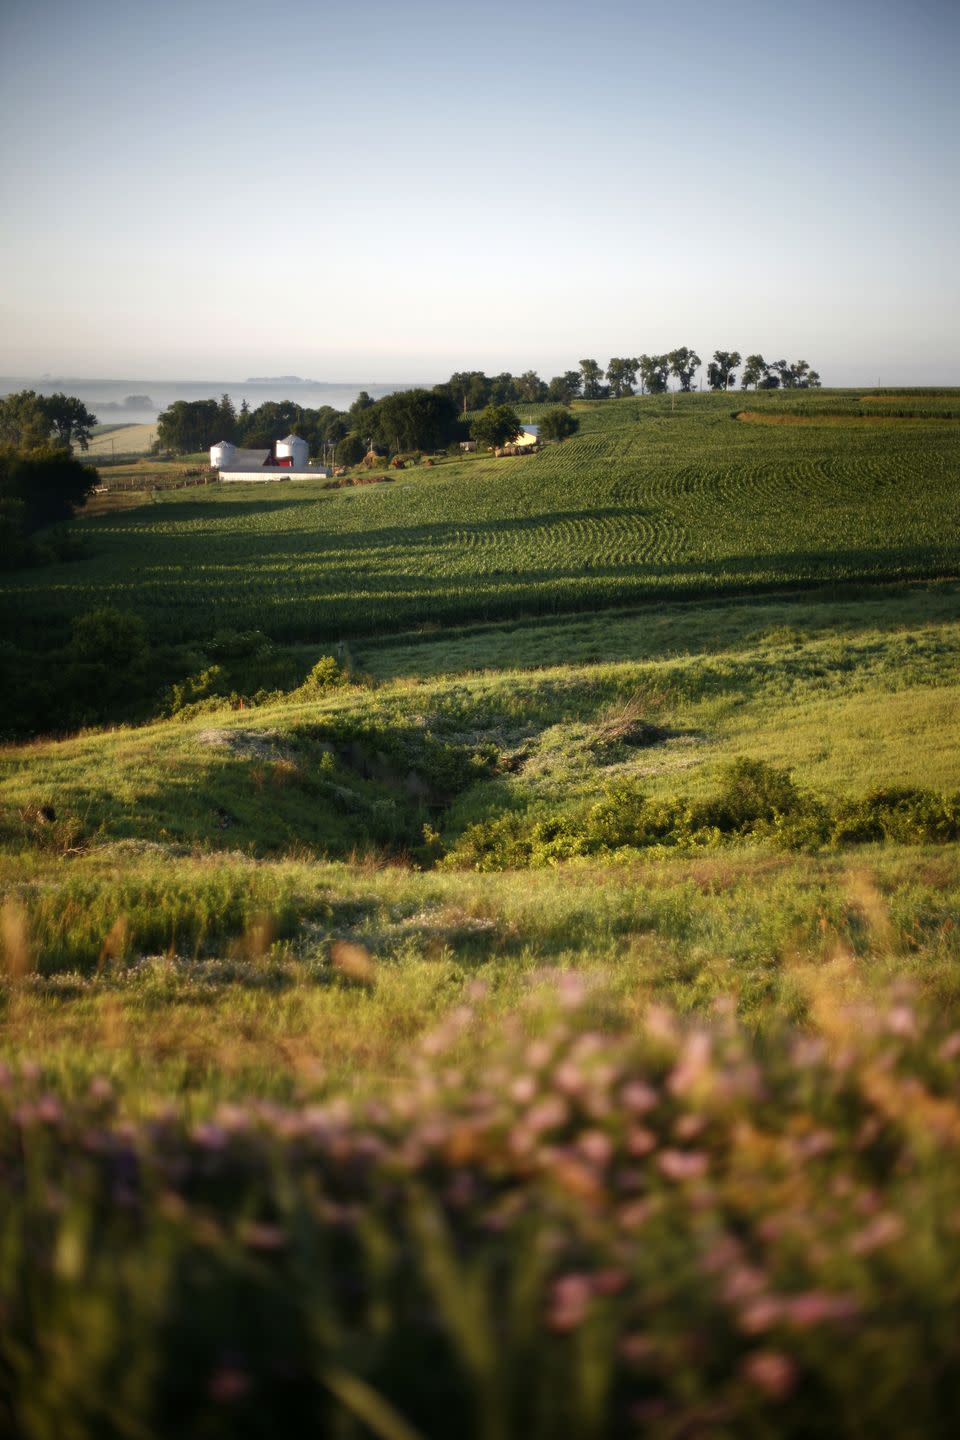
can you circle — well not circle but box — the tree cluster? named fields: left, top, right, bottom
left=0, top=446, right=97, bottom=569
left=0, top=390, right=97, bottom=451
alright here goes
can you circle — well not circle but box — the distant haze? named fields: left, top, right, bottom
left=1, top=0, right=957, bottom=386
left=0, top=378, right=416, bottom=427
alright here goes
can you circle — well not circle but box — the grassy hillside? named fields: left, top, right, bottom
left=3, top=585, right=958, bottom=864
left=4, top=390, right=959, bottom=649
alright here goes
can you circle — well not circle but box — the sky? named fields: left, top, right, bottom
left=0, top=0, right=958, bottom=385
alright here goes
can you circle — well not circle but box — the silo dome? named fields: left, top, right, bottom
left=276, top=433, right=309, bottom=469
left=210, top=440, right=237, bottom=469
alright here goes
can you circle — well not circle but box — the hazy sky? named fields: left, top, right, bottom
left=1, top=0, right=957, bottom=384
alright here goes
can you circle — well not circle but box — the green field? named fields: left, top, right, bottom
left=4, top=389, right=959, bottom=647
left=2, top=389, right=960, bottom=1436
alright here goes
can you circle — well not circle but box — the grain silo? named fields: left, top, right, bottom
left=275, top=433, right=309, bottom=469
left=210, top=440, right=237, bottom=469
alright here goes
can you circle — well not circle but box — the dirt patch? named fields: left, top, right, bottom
left=196, top=728, right=290, bottom=761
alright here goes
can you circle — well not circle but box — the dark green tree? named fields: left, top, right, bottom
left=547, top=371, right=582, bottom=404
left=667, top=348, right=701, bottom=392
left=707, top=351, right=741, bottom=391
left=606, top=358, right=640, bottom=398
left=41, top=393, right=97, bottom=450
left=740, top=355, right=767, bottom=390
left=335, top=433, right=367, bottom=466
left=0, top=391, right=56, bottom=450
left=157, top=399, right=221, bottom=452
left=516, top=370, right=548, bottom=403
left=539, top=408, right=580, bottom=443
left=214, top=393, right=238, bottom=443
left=0, top=445, right=97, bottom=531
left=470, top=404, right=521, bottom=450
left=638, top=355, right=670, bottom=394
left=579, top=359, right=606, bottom=400
left=372, top=389, right=460, bottom=453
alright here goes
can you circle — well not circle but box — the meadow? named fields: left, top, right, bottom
left=1, top=390, right=959, bottom=1436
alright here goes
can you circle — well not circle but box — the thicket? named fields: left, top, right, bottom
left=446, top=759, right=960, bottom=869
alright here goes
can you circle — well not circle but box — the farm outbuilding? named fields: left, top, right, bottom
left=209, top=434, right=326, bottom=483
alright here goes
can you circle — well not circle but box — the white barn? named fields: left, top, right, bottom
left=209, top=435, right=331, bottom=482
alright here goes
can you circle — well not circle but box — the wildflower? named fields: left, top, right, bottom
left=526, top=1038, right=553, bottom=1069
left=886, top=1004, right=916, bottom=1039
left=741, top=1349, right=796, bottom=1399
left=849, top=1213, right=903, bottom=1256
left=668, top=1031, right=713, bottom=1099
left=939, top=1032, right=960, bottom=1062
left=578, top=1129, right=614, bottom=1167
left=192, top=1122, right=228, bottom=1151
left=621, top=1081, right=659, bottom=1114
left=547, top=1272, right=592, bottom=1331
left=783, top=1291, right=860, bottom=1328
left=510, top=1075, right=537, bottom=1104
left=657, top=1149, right=709, bottom=1182
left=738, top=1297, right=783, bottom=1334
left=527, top=1096, right=568, bottom=1134
left=627, top=1126, right=657, bottom=1156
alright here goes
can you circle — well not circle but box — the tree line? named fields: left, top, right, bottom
left=156, top=348, right=821, bottom=460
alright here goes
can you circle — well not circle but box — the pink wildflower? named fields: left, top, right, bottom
left=783, top=1292, right=860, bottom=1328
left=849, top=1213, right=903, bottom=1256
left=578, top=1129, right=614, bottom=1167
left=657, top=1148, right=709, bottom=1182
left=741, top=1350, right=796, bottom=1399
left=621, top=1081, right=659, bottom=1114
left=627, top=1126, right=657, bottom=1156
left=527, top=1096, right=568, bottom=1134
left=547, top=1272, right=593, bottom=1331
left=738, top=1296, right=784, bottom=1334
left=510, top=1075, right=537, bottom=1104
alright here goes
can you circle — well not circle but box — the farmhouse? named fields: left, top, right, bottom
left=209, top=435, right=331, bottom=483
left=515, top=423, right=540, bottom=448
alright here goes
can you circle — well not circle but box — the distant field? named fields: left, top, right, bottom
left=4, top=388, right=959, bottom=647
left=85, top=421, right=158, bottom=455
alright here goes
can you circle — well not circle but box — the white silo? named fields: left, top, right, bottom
left=210, top=440, right=237, bottom=469
left=276, top=433, right=309, bottom=469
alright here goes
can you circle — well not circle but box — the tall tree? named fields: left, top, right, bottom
left=579, top=359, right=605, bottom=400
left=0, top=392, right=51, bottom=450
left=516, top=370, right=547, bottom=403
left=740, top=355, right=767, bottom=390
left=41, top=393, right=97, bottom=450
left=547, top=371, right=582, bottom=404
left=489, top=373, right=519, bottom=404
left=372, top=389, right=459, bottom=453
left=606, top=357, right=640, bottom=398
left=638, top=354, right=670, bottom=394
left=707, top=351, right=741, bottom=391
left=668, top=347, right=701, bottom=392
left=215, top=393, right=238, bottom=443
